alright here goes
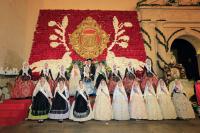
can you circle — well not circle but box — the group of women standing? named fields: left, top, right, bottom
left=10, top=59, right=196, bottom=123
left=27, top=77, right=195, bottom=123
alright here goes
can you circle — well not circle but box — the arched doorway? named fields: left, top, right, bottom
left=171, top=39, right=199, bottom=80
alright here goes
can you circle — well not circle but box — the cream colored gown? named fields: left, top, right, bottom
left=144, top=82, right=163, bottom=120
left=112, top=83, right=130, bottom=120
left=129, top=82, right=147, bottom=119
left=93, top=80, right=112, bottom=121
left=156, top=79, right=177, bottom=119
left=172, top=81, right=195, bottom=119
left=69, top=65, right=81, bottom=96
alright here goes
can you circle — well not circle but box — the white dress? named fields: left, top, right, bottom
left=93, top=81, right=112, bottom=121
left=129, top=83, right=147, bottom=119
left=172, top=81, right=195, bottom=119
left=69, top=66, right=81, bottom=96
left=144, top=83, right=163, bottom=120
left=156, top=79, right=177, bottom=119
left=112, top=84, right=130, bottom=120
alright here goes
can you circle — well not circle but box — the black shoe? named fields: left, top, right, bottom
left=58, top=119, right=63, bottom=123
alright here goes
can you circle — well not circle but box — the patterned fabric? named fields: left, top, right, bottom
left=11, top=78, right=35, bottom=98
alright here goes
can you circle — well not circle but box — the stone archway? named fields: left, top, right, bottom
left=170, top=37, right=199, bottom=80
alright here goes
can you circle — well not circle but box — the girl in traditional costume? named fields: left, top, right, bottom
left=40, top=63, right=55, bottom=93
left=93, top=79, right=112, bottom=121
left=94, top=62, right=108, bottom=89
left=129, top=81, right=147, bottom=120
left=156, top=79, right=177, bottom=119
left=144, top=80, right=163, bottom=120
left=49, top=79, right=70, bottom=122
left=172, top=80, right=195, bottom=119
left=69, top=80, right=93, bottom=122
left=28, top=77, right=52, bottom=122
left=112, top=80, right=130, bottom=120
left=141, top=58, right=158, bottom=91
left=83, top=61, right=95, bottom=95
left=108, top=64, right=122, bottom=94
left=69, top=64, right=81, bottom=96
left=11, top=62, right=35, bottom=98
left=56, top=65, right=69, bottom=88
left=56, top=65, right=69, bottom=81
left=123, top=62, right=136, bottom=93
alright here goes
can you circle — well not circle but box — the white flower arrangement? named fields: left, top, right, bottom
left=30, top=52, right=72, bottom=79
left=107, top=16, right=133, bottom=51
left=105, top=16, right=144, bottom=76
left=106, top=51, right=144, bottom=78
left=48, top=16, right=69, bottom=51
left=0, top=67, right=18, bottom=75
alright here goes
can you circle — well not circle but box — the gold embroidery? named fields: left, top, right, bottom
left=69, top=17, right=109, bottom=59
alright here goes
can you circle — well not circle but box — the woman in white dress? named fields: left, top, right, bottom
left=69, top=80, right=93, bottom=122
left=69, top=64, right=81, bottom=96
left=112, top=80, right=130, bottom=120
left=172, top=80, right=195, bottom=119
left=144, top=80, right=163, bottom=120
left=93, top=79, right=112, bottom=121
left=156, top=79, right=177, bottom=119
left=48, top=80, right=70, bottom=122
left=129, top=81, right=147, bottom=119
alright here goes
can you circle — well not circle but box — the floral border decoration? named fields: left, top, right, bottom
left=167, top=28, right=184, bottom=50
left=157, top=60, right=164, bottom=71
left=136, top=0, right=200, bottom=8
left=155, top=27, right=185, bottom=52
left=191, top=28, right=200, bottom=34
left=157, top=52, right=168, bottom=65
left=141, top=27, right=152, bottom=50
left=155, top=27, right=168, bottom=52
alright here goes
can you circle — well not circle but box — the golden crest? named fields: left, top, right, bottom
left=69, top=16, right=109, bottom=59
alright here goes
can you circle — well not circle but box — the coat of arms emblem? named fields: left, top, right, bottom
left=69, top=17, right=110, bottom=59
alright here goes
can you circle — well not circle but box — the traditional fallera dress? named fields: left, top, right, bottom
left=55, top=68, right=69, bottom=88
left=112, top=82, right=130, bottom=120
left=94, top=64, right=108, bottom=89
left=28, top=79, right=52, bottom=120
left=156, top=79, right=177, bottom=119
left=141, top=59, right=158, bottom=91
left=83, top=65, right=95, bottom=95
left=172, top=81, right=195, bottom=119
left=144, top=81, right=163, bottom=120
left=108, top=69, right=122, bottom=94
left=69, top=86, right=93, bottom=121
left=129, top=82, right=147, bottom=119
left=69, top=65, right=81, bottom=96
left=48, top=83, right=70, bottom=120
left=11, top=64, right=35, bottom=98
left=123, top=67, right=136, bottom=93
left=93, top=80, right=112, bottom=121
left=40, top=68, right=55, bottom=93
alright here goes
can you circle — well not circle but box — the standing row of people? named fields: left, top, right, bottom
left=27, top=75, right=195, bottom=122
left=11, top=58, right=157, bottom=99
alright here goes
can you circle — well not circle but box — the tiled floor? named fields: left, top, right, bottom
left=1, top=119, right=200, bottom=133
